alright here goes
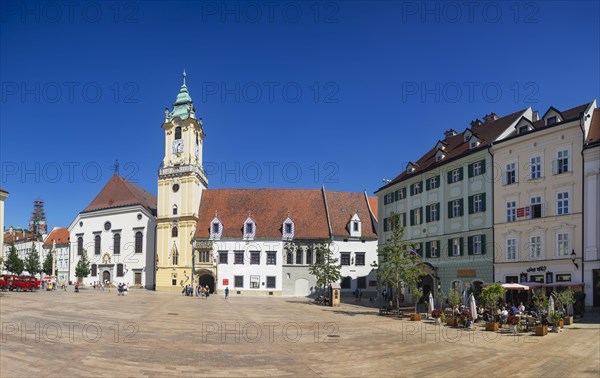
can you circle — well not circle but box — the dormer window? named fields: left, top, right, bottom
left=518, top=126, right=530, bottom=134
left=243, top=216, right=256, bottom=240
left=469, top=136, right=480, bottom=149
left=282, top=217, right=295, bottom=240
left=210, top=216, right=223, bottom=240
left=407, top=162, right=417, bottom=174
left=349, top=213, right=361, bottom=237
left=435, top=141, right=447, bottom=151
left=436, top=150, right=445, bottom=162
left=546, top=116, right=557, bottom=126
left=463, top=129, right=473, bottom=142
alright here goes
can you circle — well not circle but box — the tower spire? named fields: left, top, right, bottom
left=183, top=69, right=186, bottom=85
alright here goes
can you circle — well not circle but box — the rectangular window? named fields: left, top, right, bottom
left=341, top=276, right=351, bottom=289
left=284, top=223, right=293, bottom=234
left=448, top=199, right=463, bottom=218
left=396, top=187, right=406, bottom=200
left=250, top=251, right=260, bottom=265
left=234, top=276, right=243, bottom=288
left=305, top=249, right=313, bottom=265
left=468, top=160, right=486, bottom=178
left=557, top=232, right=569, bottom=256
left=556, top=274, right=572, bottom=282
left=472, top=235, right=482, bottom=255
left=353, top=222, right=359, bottom=232
left=411, top=208, right=422, bottom=225
left=295, top=249, right=303, bottom=264
left=340, top=252, right=351, bottom=266
left=219, top=251, right=228, bottom=264
left=266, top=251, right=276, bottom=265
left=452, top=238, right=461, bottom=256
left=427, top=203, right=439, bottom=222
left=448, top=168, right=463, bottom=184
left=357, top=276, right=367, bottom=289
left=547, top=116, right=557, bottom=126
left=555, top=150, right=569, bottom=174
left=530, top=156, right=542, bottom=179
left=430, top=241, right=438, bottom=258
left=245, top=223, right=253, bottom=234
left=212, top=223, right=219, bottom=233
left=506, top=239, right=517, bottom=260
left=426, top=176, right=440, bottom=191
left=266, top=276, right=276, bottom=289
left=355, top=252, right=365, bottom=266
left=505, top=162, right=517, bottom=185
left=530, top=196, right=542, bottom=219
left=250, top=275, right=260, bottom=289
left=234, top=251, right=244, bottom=264
left=557, top=192, right=569, bottom=215
left=469, top=193, right=485, bottom=214
left=410, top=182, right=423, bottom=196
left=506, top=201, right=517, bottom=222
left=529, top=236, right=542, bottom=259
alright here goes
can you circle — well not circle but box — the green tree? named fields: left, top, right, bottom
left=24, top=242, right=41, bottom=276
left=4, top=243, right=24, bottom=275
left=308, top=243, right=341, bottom=290
left=447, top=288, right=462, bottom=317
left=42, top=250, right=54, bottom=276
left=75, top=250, right=91, bottom=280
left=374, top=212, right=427, bottom=311
left=480, top=283, right=506, bottom=323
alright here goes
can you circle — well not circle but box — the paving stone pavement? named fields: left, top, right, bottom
left=1, top=289, right=599, bottom=377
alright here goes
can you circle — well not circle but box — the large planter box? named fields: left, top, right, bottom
left=556, top=320, right=564, bottom=329
left=446, top=317, right=458, bottom=326
left=535, top=325, right=548, bottom=336
left=485, top=322, right=500, bottom=332
left=410, top=313, right=422, bottom=321
left=563, top=316, right=573, bottom=325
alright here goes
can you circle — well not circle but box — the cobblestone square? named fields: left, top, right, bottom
left=1, top=289, right=599, bottom=377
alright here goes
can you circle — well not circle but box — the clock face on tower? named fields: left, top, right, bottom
left=172, top=139, right=184, bottom=154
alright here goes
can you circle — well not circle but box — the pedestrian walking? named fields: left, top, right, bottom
left=225, top=286, right=229, bottom=299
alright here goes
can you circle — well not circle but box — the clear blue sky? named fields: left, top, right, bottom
left=1, top=1, right=599, bottom=230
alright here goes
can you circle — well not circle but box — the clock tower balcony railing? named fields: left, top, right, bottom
left=158, top=162, right=208, bottom=184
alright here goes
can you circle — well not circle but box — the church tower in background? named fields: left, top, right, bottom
left=155, top=72, right=208, bottom=291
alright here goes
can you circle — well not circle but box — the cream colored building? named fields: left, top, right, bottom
left=0, top=188, right=8, bottom=255
left=492, top=101, right=596, bottom=295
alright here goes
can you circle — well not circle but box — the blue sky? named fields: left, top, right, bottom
left=1, top=1, right=599, bottom=230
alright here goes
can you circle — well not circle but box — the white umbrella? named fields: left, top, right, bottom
left=462, top=290, right=468, bottom=306
left=428, top=292, right=434, bottom=317
left=548, top=295, right=555, bottom=317
left=469, top=293, right=478, bottom=322
left=567, top=303, right=574, bottom=317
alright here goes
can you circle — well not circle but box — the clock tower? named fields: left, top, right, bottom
left=155, top=71, right=208, bottom=292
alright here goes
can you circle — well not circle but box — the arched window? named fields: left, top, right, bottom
left=77, top=236, right=83, bottom=256
left=94, top=235, right=101, bottom=255
left=175, top=127, right=182, bottom=140
left=113, top=234, right=121, bottom=255
left=172, top=249, right=179, bottom=265
left=296, top=249, right=303, bottom=264
left=306, top=248, right=313, bottom=265
left=172, top=227, right=178, bottom=238
left=286, top=250, right=293, bottom=264
left=117, top=263, right=124, bottom=277
left=135, top=232, right=143, bottom=253
left=173, top=205, right=178, bottom=215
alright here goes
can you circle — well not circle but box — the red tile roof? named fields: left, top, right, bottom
left=194, top=188, right=377, bottom=240
left=325, top=191, right=377, bottom=239
left=43, top=228, right=70, bottom=247
left=587, top=108, right=600, bottom=145
left=378, top=108, right=527, bottom=191
left=3, top=231, right=36, bottom=244
left=367, top=196, right=378, bottom=219
left=82, top=174, right=157, bottom=213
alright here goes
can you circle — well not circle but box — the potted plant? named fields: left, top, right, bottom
left=460, top=309, right=473, bottom=328
left=535, top=319, right=548, bottom=336
left=555, top=289, right=575, bottom=325
left=410, top=287, right=423, bottom=321
left=480, top=283, right=506, bottom=332
left=446, top=288, right=461, bottom=326
left=431, top=309, right=443, bottom=324
left=506, top=315, right=519, bottom=334
left=551, top=311, right=563, bottom=332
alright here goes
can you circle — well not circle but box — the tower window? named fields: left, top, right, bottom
left=175, top=127, right=182, bottom=140
left=172, top=184, right=179, bottom=193
left=135, top=232, right=143, bottom=253
left=173, top=205, right=178, bottom=215
left=172, top=227, right=178, bottom=237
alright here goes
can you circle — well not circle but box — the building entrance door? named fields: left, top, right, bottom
left=593, top=269, right=600, bottom=307
left=103, top=271, right=110, bottom=284
left=135, top=272, right=142, bottom=285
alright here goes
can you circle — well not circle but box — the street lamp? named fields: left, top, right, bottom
left=570, top=249, right=579, bottom=270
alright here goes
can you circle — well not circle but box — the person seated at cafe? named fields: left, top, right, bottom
left=511, top=304, right=518, bottom=314
left=518, top=302, right=526, bottom=313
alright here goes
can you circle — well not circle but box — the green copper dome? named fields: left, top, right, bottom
left=168, top=70, right=194, bottom=121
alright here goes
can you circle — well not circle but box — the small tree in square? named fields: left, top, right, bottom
left=75, top=250, right=91, bottom=281
left=309, top=242, right=342, bottom=291
left=43, top=250, right=54, bottom=276
left=375, top=212, right=427, bottom=311
left=4, top=243, right=24, bottom=275
left=24, top=242, right=41, bottom=276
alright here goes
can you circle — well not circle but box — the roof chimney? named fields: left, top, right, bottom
left=444, top=129, right=457, bottom=138
left=532, top=111, right=539, bottom=122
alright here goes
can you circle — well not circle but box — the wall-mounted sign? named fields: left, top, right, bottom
left=530, top=275, right=544, bottom=283
left=222, top=279, right=229, bottom=286
left=556, top=274, right=571, bottom=282
left=457, top=269, right=476, bottom=277
left=526, top=266, right=547, bottom=272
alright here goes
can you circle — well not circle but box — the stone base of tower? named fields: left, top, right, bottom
left=155, top=266, right=193, bottom=292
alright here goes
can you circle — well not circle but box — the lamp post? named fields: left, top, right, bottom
left=570, top=249, right=579, bottom=270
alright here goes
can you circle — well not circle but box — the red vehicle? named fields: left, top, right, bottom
left=0, top=275, right=10, bottom=291
left=1, top=275, right=40, bottom=292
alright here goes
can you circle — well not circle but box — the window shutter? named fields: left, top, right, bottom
left=436, top=241, right=441, bottom=256
left=417, top=243, right=423, bottom=257
left=402, top=213, right=406, bottom=226
left=447, top=171, right=453, bottom=184
left=419, top=207, right=423, bottom=224
left=552, top=159, right=558, bottom=175
left=481, top=234, right=487, bottom=254
left=436, top=203, right=441, bottom=221
left=425, top=205, right=431, bottom=223
left=468, top=163, right=474, bottom=178
left=383, top=218, right=388, bottom=232
left=502, top=172, right=507, bottom=185
left=459, top=237, right=464, bottom=256
left=448, top=201, right=453, bottom=219
left=481, top=193, right=487, bottom=212
left=410, top=210, right=415, bottom=226
left=468, top=195, right=474, bottom=214
left=448, top=239, right=452, bottom=257
left=480, top=159, right=486, bottom=174
left=425, top=179, right=430, bottom=191
left=425, top=242, right=431, bottom=258
left=459, top=199, right=464, bottom=216
left=468, top=236, right=473, bottom=255
left=458, top=167, right=464, bottom=181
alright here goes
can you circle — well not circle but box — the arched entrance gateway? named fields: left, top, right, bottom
left=417, top=262, right=440, bottom=306
left=196, top=269, right=215, bottom=293
left=102, top=271, right=111, bottom=284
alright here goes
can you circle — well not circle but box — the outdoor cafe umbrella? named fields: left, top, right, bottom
left=462, top=290, right=468, bottom=306
left=469, top=293, right=478, bottom=322
left=548, top=295, right=555, bottom=317
left=428, top=292, right=434, bottom=317
left=567, top=303, right=574, bottom=317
